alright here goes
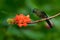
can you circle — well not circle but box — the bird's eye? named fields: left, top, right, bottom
left=33, top=8, right=38, bottom=13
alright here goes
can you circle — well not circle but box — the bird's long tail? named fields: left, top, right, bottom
left=46, top=20, right=52, bottom=28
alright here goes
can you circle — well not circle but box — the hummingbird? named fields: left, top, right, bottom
left=33, top=8, right=53, bottom=28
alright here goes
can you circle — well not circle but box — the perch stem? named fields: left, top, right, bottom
left=29, top=13, right=60, bottom=24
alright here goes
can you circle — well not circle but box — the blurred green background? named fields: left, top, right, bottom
left=0, top=0, right=60, bottom=40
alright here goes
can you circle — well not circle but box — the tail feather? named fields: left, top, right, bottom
left=46, top=20, right=52, bottom=28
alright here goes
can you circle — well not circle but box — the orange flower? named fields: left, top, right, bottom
left=14, top=14, right=31, bottom=27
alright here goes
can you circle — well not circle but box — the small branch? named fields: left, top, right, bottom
left=28, top=13, right=60, bottom=24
